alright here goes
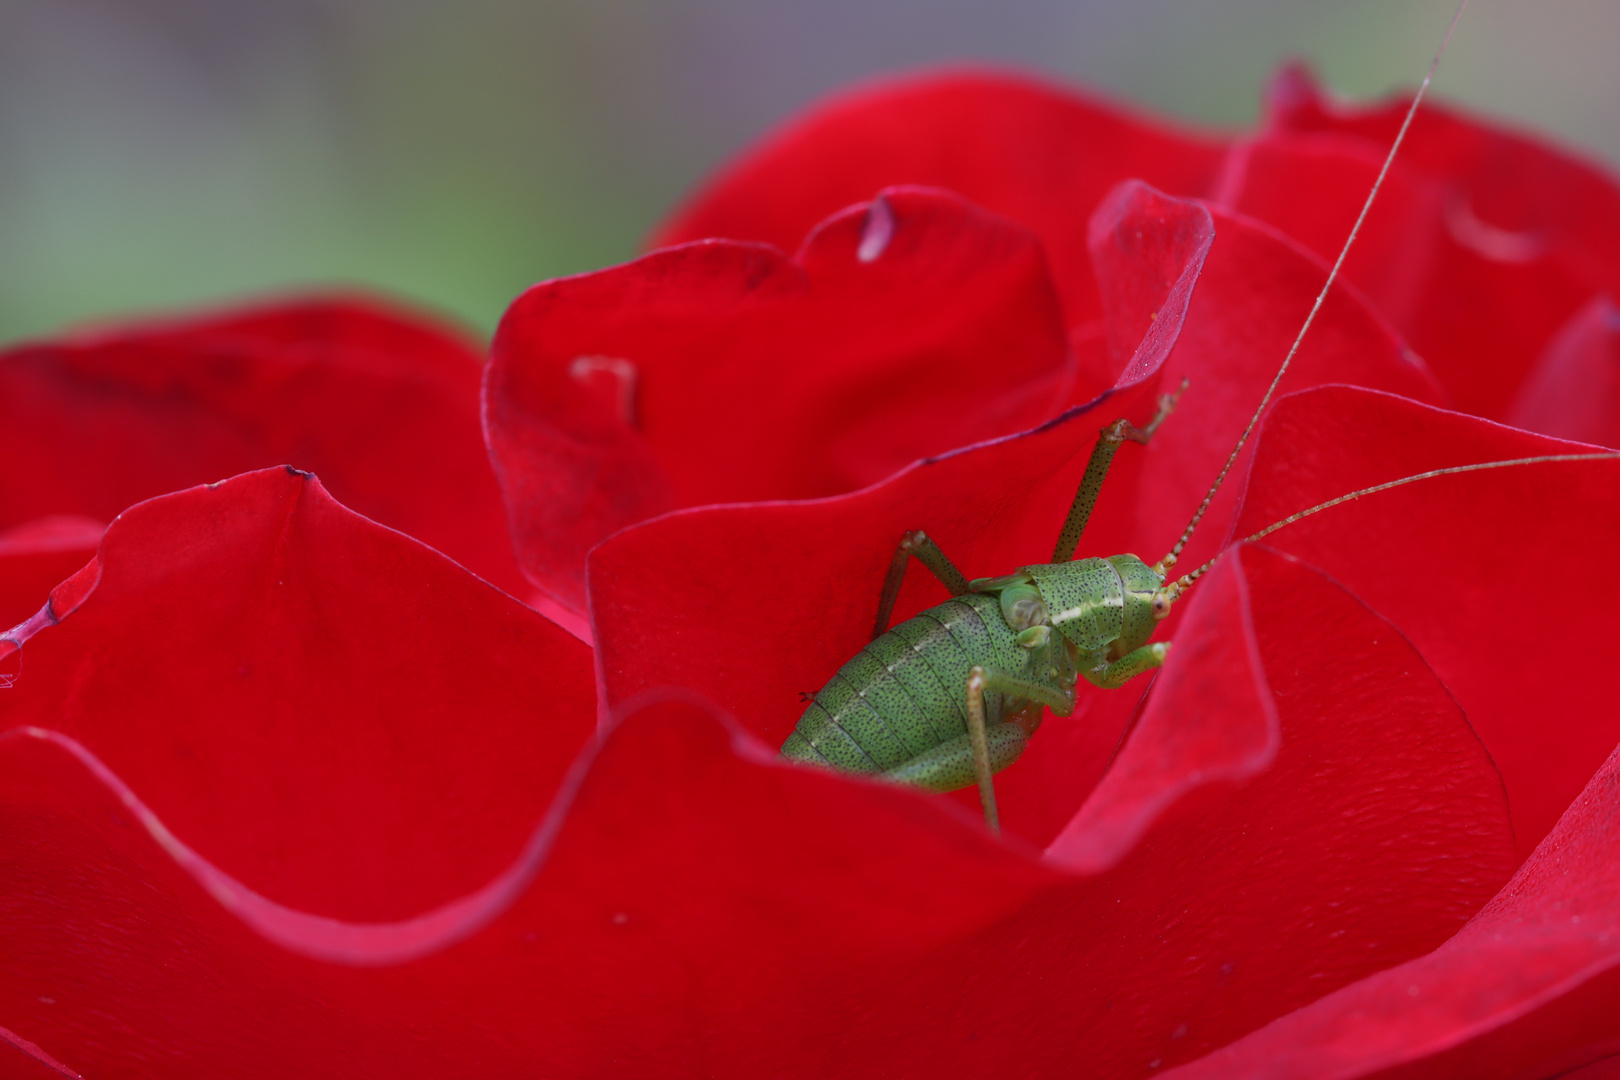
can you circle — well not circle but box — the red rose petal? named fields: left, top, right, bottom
left=1086, top=182, right=1214, bottom=385
left=1212, top=130, right=1446, bottom=336
left=1, top=294, right=527, bottom=596
left=1231, top=384, right=1620, bottom=853
left=0, top=1025, right=79, bottom=1080
left=110, top=294, right=483, bottom=385
left=2, top=544, right=1513, bottom=1075
left=650, top=70, right=1228, bottom=327
left=1505, top=294, right=1620, bottom=448
left=0, top=517, right=101, bottom=632
left=1044, top=540, right=1276, bottom=870
left=0, top=467, right=595, bottom=922
left=1265, top=65, right=1620, bottom=420
left=487, top=187, right=1073, bottom=614
left=1162, top=732, right=1620, bottom=1080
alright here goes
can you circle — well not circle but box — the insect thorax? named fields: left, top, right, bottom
left=1021, top=555, right=1163, bottom=658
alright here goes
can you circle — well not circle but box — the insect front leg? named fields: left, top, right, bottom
left=871, top=529, right=972, bottom=638
left=1052, top=379, right=1188, bottom=563
left=1081, top=642, right=1170, bottom=690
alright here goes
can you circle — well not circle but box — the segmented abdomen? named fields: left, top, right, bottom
left=781, top=592, right=1028, bottom=773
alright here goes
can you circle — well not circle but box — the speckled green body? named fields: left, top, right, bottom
left=1028, top=554, right=1164, bottom=664
left=780, top=554, right=1166, bottom=792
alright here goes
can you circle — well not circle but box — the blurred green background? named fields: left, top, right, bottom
left=2, top=0, right=1615, bottom=346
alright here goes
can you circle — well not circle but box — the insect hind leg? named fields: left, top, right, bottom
left=1052, top=379, right=1188, bottom=563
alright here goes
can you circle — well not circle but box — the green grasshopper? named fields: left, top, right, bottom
left=779, top=0, right=1619, bottom=832
left=779, top=398, right=1187, bottom=831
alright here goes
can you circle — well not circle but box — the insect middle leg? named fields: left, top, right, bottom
left=1052, top=379, right=1188, bottom=562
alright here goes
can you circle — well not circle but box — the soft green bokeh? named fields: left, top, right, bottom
left=1, top=0, right=1614, bottom=346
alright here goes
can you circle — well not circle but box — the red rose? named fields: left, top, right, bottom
left=4, top=67, right=1620, bottom=1078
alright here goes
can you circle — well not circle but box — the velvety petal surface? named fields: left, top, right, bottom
left=1505, top=294, right=1620, bottom=448
left=1, top=295, right=527, bottom=596
left=487, top=188, right=1074, bottom=615
left=649, top=70, right=1228, bottom=327
left=0, top=467, right=596, bottom=923
left=1210, top=128, right=1444, bottom=344
left=1163, top=730, right=1620, bottom=1080
left=1261, top=66, right=1620, bottom=421
left=2, top=516, right=1515, bottom=1076
left=1229, top=384, right=1620, bottom=853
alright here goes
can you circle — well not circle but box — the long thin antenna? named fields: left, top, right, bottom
left=1161, top=0, right=1472, bottom=570
left=1174, top=452, right=1620, bottom=588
